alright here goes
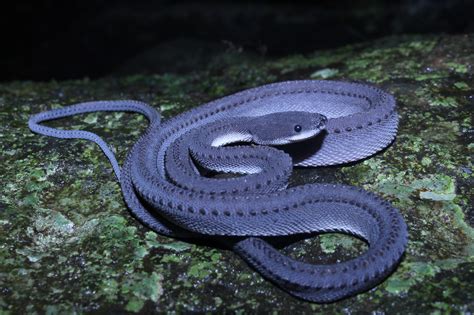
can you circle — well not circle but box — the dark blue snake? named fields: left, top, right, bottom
left=28, top=80, right=408, bottom=302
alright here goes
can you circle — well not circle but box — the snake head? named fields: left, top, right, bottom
left=248, top=111, right=327, bottom=145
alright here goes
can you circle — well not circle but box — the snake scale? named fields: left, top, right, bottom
left=28, top=80, right=408, bottom=303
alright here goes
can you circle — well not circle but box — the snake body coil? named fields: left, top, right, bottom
left=29, top=80, right=408, bottom=303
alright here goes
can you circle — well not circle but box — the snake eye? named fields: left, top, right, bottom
left=294, top=125, right=302, bottom=132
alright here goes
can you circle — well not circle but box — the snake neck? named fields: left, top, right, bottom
left=199, top=118, right=254, bottom=147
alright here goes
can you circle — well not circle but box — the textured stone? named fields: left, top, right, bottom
left=0, top=34, right=473, bottom=313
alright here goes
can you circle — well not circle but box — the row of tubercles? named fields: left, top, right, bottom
left=331, top=109, right=396, bottom=134
left=137, top=86, right=393, bottom=215
left=168, top=138, right=289, bottom=194
left=243, top=205, right=405, bottom=290
left=163, top=86, right=389, bottom=138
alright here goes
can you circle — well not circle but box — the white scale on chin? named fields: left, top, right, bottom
left=211, top=132, right=252, bottom=147
left=287, top=129, right=321, bottom=143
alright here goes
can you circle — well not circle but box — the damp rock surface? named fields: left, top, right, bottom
left=0, top=34, right=473, bottom=314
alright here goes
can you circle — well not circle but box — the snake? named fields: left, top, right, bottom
left=28, top=80, right=408, bottom=303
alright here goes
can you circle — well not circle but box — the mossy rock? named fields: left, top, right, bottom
left=1, top=34, right=473, bottom=314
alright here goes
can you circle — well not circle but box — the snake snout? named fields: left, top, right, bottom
left=314, top=114, right=328, bottom=130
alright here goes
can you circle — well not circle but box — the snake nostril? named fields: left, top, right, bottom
left=317, top=119, right=327, bottom=128
left=316, top=117, right=327, bottom=128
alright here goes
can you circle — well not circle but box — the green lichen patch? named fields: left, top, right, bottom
left=310, top=68, right=339, bottom=79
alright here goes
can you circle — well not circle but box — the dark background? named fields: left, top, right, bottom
left=2, top=0, right=473, bottom=82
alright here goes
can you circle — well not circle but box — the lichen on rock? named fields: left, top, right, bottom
left=0, top=34, right=473, bottom=313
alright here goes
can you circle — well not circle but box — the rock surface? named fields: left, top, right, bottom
left=0, top=34, right=473, bottom=313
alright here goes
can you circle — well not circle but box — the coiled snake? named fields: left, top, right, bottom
left=29, top=80, right=408, bottom=302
